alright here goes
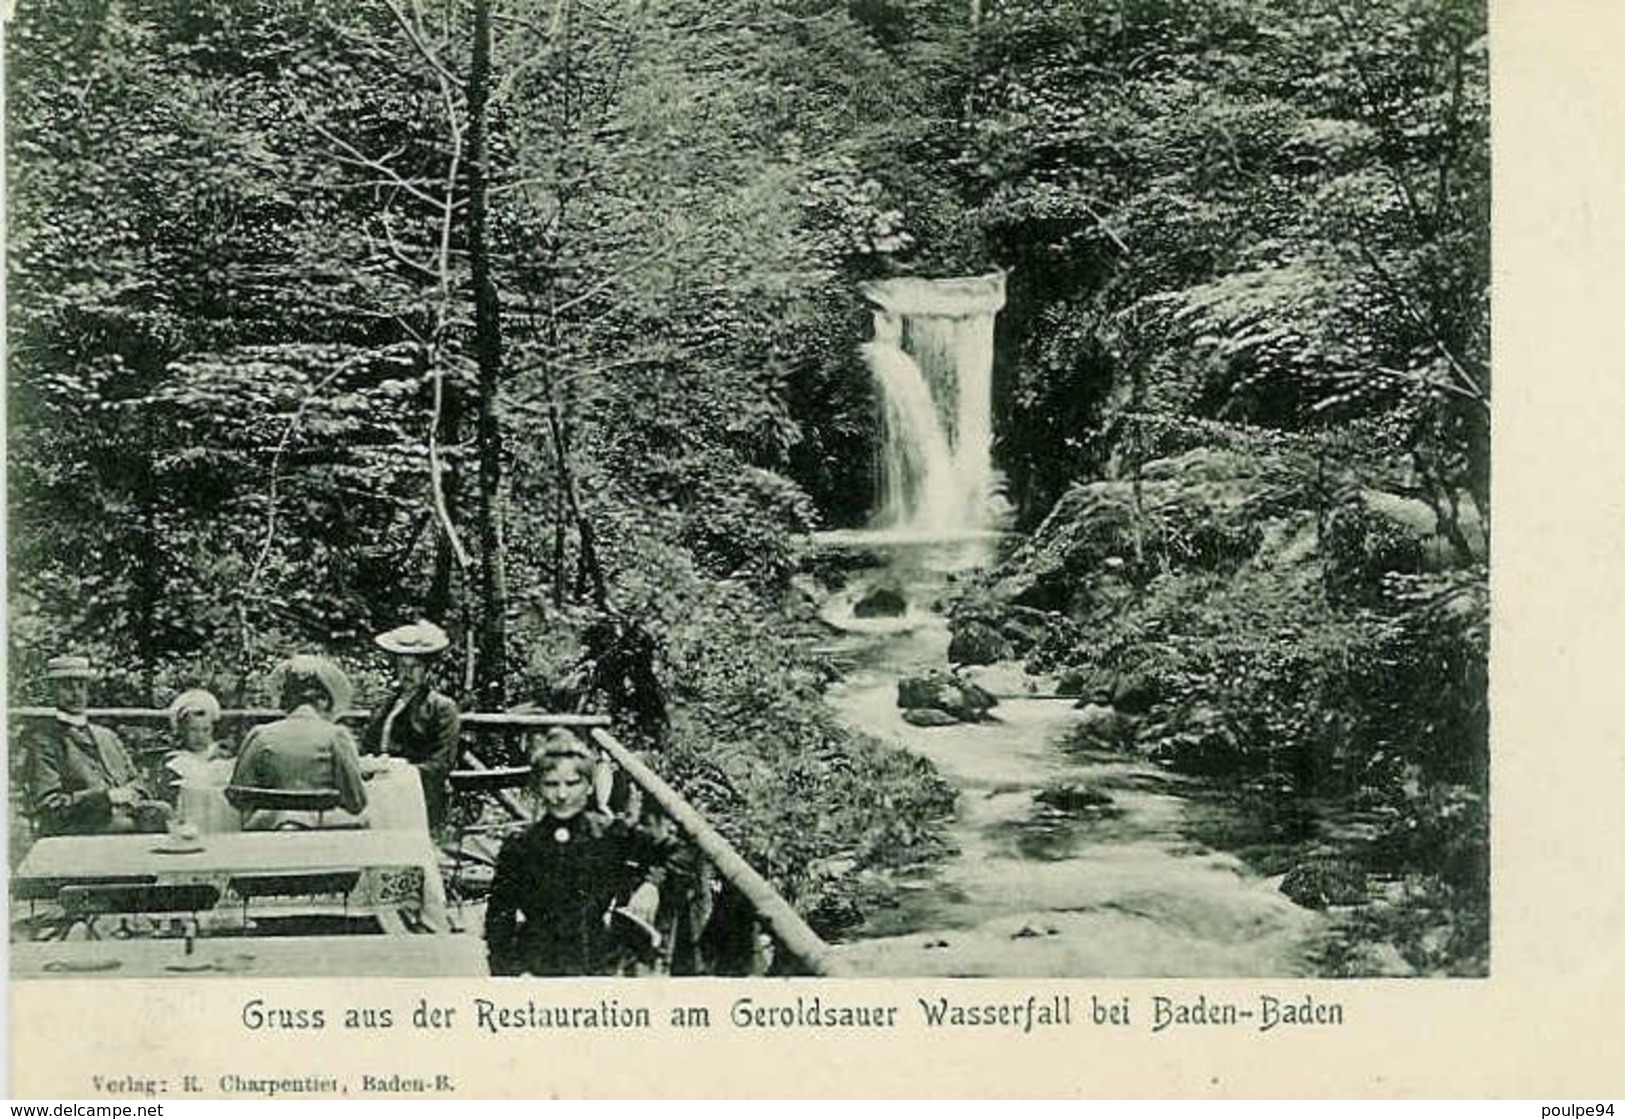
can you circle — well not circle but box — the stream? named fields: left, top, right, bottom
left=809, top=537, right=1326, bottom=978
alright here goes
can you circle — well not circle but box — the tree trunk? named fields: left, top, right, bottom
left=132, top=452, right=161, bottom=700
left=544, top=398, right=609, bottom=611
left=467, top=0, right=508, bottom=709
left=552, top=487, right=569, bottom=609
left=428, top=366, right=463, bottom=624
left=1127, top=362, right=1147, bottom=583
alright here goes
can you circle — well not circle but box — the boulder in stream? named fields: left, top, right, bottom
left=947, top=620, right=1013, bottom=665
left=1034, top=782, right=1115, bottom=813
left=852, top=583, right=908, bottom=618
left=961, top=662, right=1051, bottom=697
left=896, top=671, right=998, bottom=723
left=903, top=708, right=963, bottom=727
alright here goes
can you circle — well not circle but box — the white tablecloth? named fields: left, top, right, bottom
left=176, top=757, right=429, bottom=835
left=16, top=829, right=449, bottom=933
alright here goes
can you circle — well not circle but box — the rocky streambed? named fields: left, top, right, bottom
left=804, top=538, right=1329, bottom=978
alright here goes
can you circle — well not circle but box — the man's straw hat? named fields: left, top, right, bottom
left=44, top=655, right=97, bottom=680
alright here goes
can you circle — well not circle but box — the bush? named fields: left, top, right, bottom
left=1323, top=498, right=1427, bottom=605
left=1022, top=530, right=1487, bottom=972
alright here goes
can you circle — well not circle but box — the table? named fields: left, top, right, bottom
left=175, top=757, right=429, bottom=835
left=10, top=933, right=487, bottom=978
left=15, top=830, right=449, bottom=934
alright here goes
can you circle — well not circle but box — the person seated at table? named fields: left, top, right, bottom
left=159, top=687, right=229, bottom=806
left=485, top=732, right=674, bottom=977
left=23, top=654, right=168, bottom=837
left=227, top=655, right=367, bottom=829
left=362, top=620, right=461, bottom=834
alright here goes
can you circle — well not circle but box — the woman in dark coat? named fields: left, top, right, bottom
left=485, top=733, right=674, bottom=977
left=363, top=621, right=461, bottom=833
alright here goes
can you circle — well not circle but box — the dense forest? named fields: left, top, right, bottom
left=7, top=0, right=1487, bottom=973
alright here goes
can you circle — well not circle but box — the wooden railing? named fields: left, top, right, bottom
left=8, top=706, right=838, bottom=976
left=7, top=707, right=613, bottom=728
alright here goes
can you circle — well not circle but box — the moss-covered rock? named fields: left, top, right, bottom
left=1034, top=782, right=1115, bottom=812
left=1280, top=859, right=1368, bottom=909
left=852, top=583, right=908, bottom=618
left=902, top=707, right=963, bottom=727
left=896, top=671, right=999, bottom=722
left=947, top=619, right=1013, bottom=665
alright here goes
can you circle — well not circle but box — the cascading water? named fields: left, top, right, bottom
left=861, top=273, right=1007, bottom=538
left=862, top=331, right=960, bottom=537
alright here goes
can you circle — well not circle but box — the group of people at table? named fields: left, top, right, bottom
left=16, top=621, right=675, bottom=976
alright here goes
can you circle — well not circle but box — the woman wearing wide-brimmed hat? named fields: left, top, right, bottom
left=227, top=654, right=367, bottom=827
left=362, top=621, right=461, bottom=832
left=23, top=655, right=164, bottom=836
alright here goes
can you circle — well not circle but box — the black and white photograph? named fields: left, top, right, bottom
left=6, top=0, right=1490, bottom=998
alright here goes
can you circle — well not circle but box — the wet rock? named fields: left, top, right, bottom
left=852, top=583, right=908, bottom=618
left=903, top=708, right=962, bottom=727
left=897, top=674, right=941, bottom=710
left=987, top=561, right=1067, bottom=612
left=960, top=662, right=1047, bottom=697
left=1280, top=860, right=1368, bottom=909
left=1034, top=782, right=1114, bottom=813
left=954, top=676, right=998, bottom=711
left=944, top=597, right=1073, bottom=677
left=896, top=672, right=998, bottom=722
left=948, top=620, right=1013, bottom=666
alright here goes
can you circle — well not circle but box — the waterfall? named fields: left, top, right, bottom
left=861, top=272, right=1007, bottom=537
left=862, top=339, right=961, bottom=535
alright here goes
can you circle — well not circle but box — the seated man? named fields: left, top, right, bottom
left=227, top=655, right=367, bottom=829
left=24, top=655, right=165, bottom=836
